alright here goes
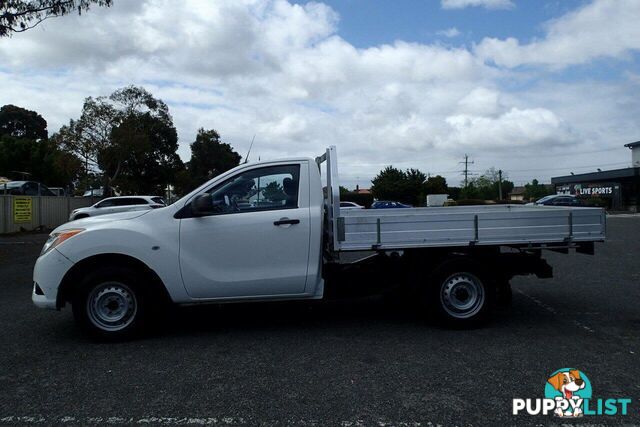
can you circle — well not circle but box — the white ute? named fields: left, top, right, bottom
left=33, top=146, right=606, bottom=339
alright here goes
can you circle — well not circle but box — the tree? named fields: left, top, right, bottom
left=465, top=168, right=514, bottom=200
left=176, top=128, right=241, bottom=195
left=371, top=166, right=428, bottom=206
left=424, top=175, right=448, bottom=195
left=262, top=181, right=285, bottom=202
left=54, top=86, right=183, bottom=195
left=189, top=128, right=241, bottom=182
left=109, top=112, right=183, bottom=194
left=0, top=104, right=81, bottom=186
left=0, top=104, right=47, bottom=140
left=1, top=0, right=112, bottom=37
left=524, top=179, right=552, bottom=201
left=371, top=166, right=408, bottom=203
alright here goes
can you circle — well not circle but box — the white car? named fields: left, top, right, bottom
left=69, top=196, right=166, bottom=221
left=340, top=201, right=364, bottom=210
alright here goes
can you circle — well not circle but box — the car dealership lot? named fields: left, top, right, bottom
left=1, top=217, right=639, bottom=425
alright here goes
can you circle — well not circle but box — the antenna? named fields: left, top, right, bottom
left=243, top=134, right=256, bottom=164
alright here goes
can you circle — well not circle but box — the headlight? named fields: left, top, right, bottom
left=40, top=229, right=84, bottom=256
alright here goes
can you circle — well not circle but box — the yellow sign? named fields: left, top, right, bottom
left=13, top=197, right=32, bottom=223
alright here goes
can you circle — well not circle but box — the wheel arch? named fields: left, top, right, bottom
left=57, top=253, right=172, bottom=309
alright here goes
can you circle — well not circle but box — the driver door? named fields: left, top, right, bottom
left=178, top=162, right=311, bottom=299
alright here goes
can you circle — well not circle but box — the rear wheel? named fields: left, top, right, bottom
left=426, top=260, right=493, bottom=327
left=72, top=267, right=148, bottom=340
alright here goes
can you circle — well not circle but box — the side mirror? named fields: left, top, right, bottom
left=191, top=193, right=215, bottom=216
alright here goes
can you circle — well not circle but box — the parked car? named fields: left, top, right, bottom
left=83, top=187, right=121, bottom=198
left=528, top=194, right=582, bottom=207
left=1, top=181, right=56, bottom=196
left=340, top=201, right=364, bottom=210
left=371, top=200, right=412, bottom=209
left=48, top=187, right=67, bottom=197
left=83, top=189, right=102, bottom=197
left=32, top=146, right=605, bottom=339
left=69, top=196, right=166, bottom=221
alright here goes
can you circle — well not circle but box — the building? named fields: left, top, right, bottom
left=551, top=141, right=640, bottom=211
left=508, top=186, right=525, bottom=201
left=354, top=185, right=371, bottom=195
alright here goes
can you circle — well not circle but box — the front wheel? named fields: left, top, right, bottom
left=72, top=267, right=148, bottom=340
left=427, top=262, right=493, bottom=327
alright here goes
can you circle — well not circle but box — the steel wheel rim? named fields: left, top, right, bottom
left=440, top=273, right=485, bottom=319
left=87, top=282, right=137, bottom=332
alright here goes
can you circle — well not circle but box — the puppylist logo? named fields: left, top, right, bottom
left=513, top=368, right=632, bottom=417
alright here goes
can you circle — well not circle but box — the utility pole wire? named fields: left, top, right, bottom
left=459, top=154, right=474, bottom=188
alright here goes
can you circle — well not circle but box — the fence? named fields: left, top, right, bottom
left=0, top=195, right=99, bottom=234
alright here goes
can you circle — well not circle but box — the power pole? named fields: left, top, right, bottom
left=498, top=169, right=503, bottom=200
left=460, top=154, right=474, bottom=188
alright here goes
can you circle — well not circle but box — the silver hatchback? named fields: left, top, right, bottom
left=69, top=196, right=166, bottom=221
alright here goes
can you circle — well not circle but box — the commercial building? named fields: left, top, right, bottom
left=551, top=141, right=640, bottom=211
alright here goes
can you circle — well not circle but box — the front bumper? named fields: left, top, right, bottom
left=32, top=248, right=74, bottom=310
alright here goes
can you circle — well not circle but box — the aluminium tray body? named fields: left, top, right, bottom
left=336, top=205, right=606, bottom=251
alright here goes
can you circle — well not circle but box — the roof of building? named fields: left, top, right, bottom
left=551, top=167, right=640, bottom=184
left=355, top=188, right=371, bottom=194
left=509, top=186, right=525, bottom=195
left=624, top=141, right=640, bottom=148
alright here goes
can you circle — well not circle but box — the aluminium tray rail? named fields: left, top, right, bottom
left=316, top=146, right=606, bottom=253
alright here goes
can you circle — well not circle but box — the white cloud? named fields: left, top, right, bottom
left=0, top=0, right=638, bottom=187
left=475, top=0, right=640, bottom=68
left=437, top=27, right=461, bottom=38
left=441, top=0, right=514, bottom=10
left=456, top=87, right=502, bottom=116
left=445, top=107, right=575, bottom=148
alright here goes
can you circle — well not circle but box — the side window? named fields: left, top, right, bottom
left=24, top=182, right=39, bottom=196
left=129, top=198, right=149, bottom=205
left=206, top=164, right=300, bottom=215
left=40, top=185, right=55, bottom=196
left=96, top=199, right=115, bottom=208
left=115, top=198, right=137, bottom=206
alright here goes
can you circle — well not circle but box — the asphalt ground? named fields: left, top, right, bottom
left=0, top=216, right=639, bottom=426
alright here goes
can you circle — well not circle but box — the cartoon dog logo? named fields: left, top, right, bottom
left=547, top=369, right=586, bottom=417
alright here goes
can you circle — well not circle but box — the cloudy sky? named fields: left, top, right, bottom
left=1, top=0, right=639, bottom=188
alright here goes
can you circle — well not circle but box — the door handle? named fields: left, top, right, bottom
left=274, top=218, right=300, bottom=226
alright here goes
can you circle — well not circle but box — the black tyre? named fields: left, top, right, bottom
left=72, top=267, right=148, bottom=340
left=426, top=260, right=493, bottom=327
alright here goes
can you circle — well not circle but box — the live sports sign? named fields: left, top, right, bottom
left=557, top=183, right=619, bottom=198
